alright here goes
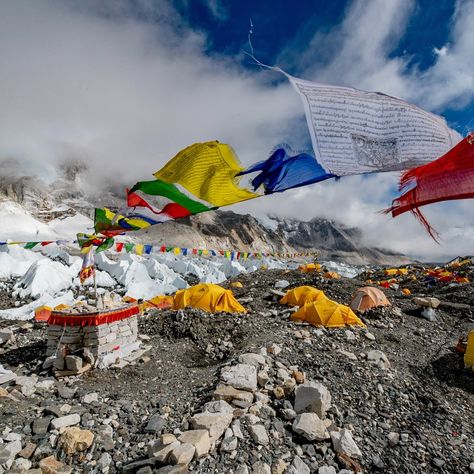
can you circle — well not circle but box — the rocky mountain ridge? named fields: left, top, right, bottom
left=0, top=159, right=407, bottom=265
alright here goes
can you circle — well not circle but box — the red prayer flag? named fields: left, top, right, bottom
left=386, top=135, right=474, bottom=240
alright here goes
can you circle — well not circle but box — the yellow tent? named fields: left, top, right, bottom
left=298, top=263, right=322, bottom=273
left=280, top=286, right=327, bottom=307
left=230, top=281, right=243, bottom=288
left=172, top=283, right=246, bottom=313
left=464, top=330, right=474, bottom=369
left=291, top=299, right=365, bottom=328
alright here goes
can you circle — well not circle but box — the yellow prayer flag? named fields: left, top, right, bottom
left=174, top=247, right=181, bottom=255
left=135, top=244, right=144, bottom=255
left=154, top=141, right=258, bottom=207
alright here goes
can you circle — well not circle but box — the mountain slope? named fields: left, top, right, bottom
left=0, top=160, right=407, bottom=264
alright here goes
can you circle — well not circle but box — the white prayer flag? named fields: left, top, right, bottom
left=288, top=76, right=462, bottom=176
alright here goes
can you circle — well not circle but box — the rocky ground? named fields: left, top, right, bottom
left=1, top=268, right=473, bottom=474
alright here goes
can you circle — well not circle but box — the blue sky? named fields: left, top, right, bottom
left=177, top=0, right=472, bottom=135
left=0, top=0, right=472, bottom=259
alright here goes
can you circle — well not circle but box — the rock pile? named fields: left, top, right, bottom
left=121, top=345, right=363, bottom=473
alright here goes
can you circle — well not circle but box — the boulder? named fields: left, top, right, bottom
left=50, top=414, right=81, bottom=430
left=290, top=456, right=310, bottom=474
left=169, top=443, right=195, bottom=466
left=178, top=430, right=211, bottom=458
left=213, top=384, right=253, bottom=406
left=144, top=414, right=165, bottom=434
left=190, top=412, right=233, bottom=443
left=0, top=440, right=22, bottom=465
left=330, top=429, right=362, bottom=459
left=318, top=467, right=337, bottom=474
left=12, top=457, right=32, bottom=471
left=248, top=424, right=269, bottom=446
left=221, top=364, right=257, bottom=392
left=292, top=413, right=329, bottom=441
left=252, top=461, right=271, bottom=474
left=0, top=328, right=14, bottom=345
left=413, top=297, right=440, bottom=308
left=294, top=382, right=331, bottom=418
left=80, top=393, right=98, bottom=404
left=148, top=440, right=180, bottom=462
left=271, top=459, right=288, bottom=474
left=64, top=355, right=82, bottom=372
left=367, top=350, right=391, bottom=369
left=203, top=400, right=234, bottom=414
left=58, top=427, right=94, bottom=455
left=238, top=353, right=266, bottom=367
left=38, top=455, right=71, bottom=474
left=220, top=435, right=238, bottom=452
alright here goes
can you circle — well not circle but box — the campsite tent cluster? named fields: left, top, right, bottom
left=359, top=257, right=472, bottom=292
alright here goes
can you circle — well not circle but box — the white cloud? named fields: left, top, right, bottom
left=0, top=0, right=300, bottom=185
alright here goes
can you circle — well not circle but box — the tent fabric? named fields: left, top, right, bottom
left=35, top=305, right=52, bottom=322
left=386, top=135, right=474, bottom=240
left=291, top=299, right=365, bottom=328
left=324, top=272, right=341, bottom=279
left=280, top=286, right=327, bottom=307
left=299, top=263, right=322, bottom=273
left=172, top=283, right=246, bottom=313
left=350, top=287, right=391, bottom=313
left=384, top=268, right=408, bottom=276
left=237, top=144, right=335, bottom=194
left=141, top=295, right=174, bottom=311
left=465, top=330, right=474, bottom=369
left=154, top=141, right=259, bottom=207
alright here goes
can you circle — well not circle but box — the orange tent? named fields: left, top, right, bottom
left=350, top=287, right=391, bottom=313
left=323, top=271, right=340, bottom=279
left=140, top=295, right=174, bottom=312
left=172, top=283, right=246, bottom=313
left=291, top=299, right=365, bottom=328
left=280, top=286, right=327, bottom=307
left=35, top=305, right=52, bottom=323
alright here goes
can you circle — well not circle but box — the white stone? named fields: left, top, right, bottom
left=318, top=467, right=337, bottom=474
left=169, top=442, right=195, bottom=466
left=220, top=436, right=238, bottom=452
left=275, top=280, right=290, bottom=289
left=13, top=457, right=32, bottom=471
left=149, top=440, right=180, bottom=462
left=252, top=461, right=271, bottom=474
left=203, top=400, right=234, bottom=414
left=413, top=296, right=440, bottom=308
left=338, top=350, right=358, bottom=361
left=387, top=431, right=400, bottom=445
left=248, top=424, right=269, bottom=446
left=290, top=456, right=310, bottom=474
left=294, top=381, right=331, bottom=418
left=238, top=353, right=266, bottom=367
left=190, top=412, right=233, bottom=443
left=81, top=393, right=99, bottom=404
left=330, top=429, right=362, bottom=458
left=50, top=414, right=81, bottom=430
left=178, top=430, right=210, bottom=458
left=367, top=350, right=391, bottom=369
left=292, top=413, right=329, bottom=441
left=65, top=355, right=83, bottom=372
left=0, top=329, right=14, bottom=345
left=221, top=364, right=257, bottom=392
